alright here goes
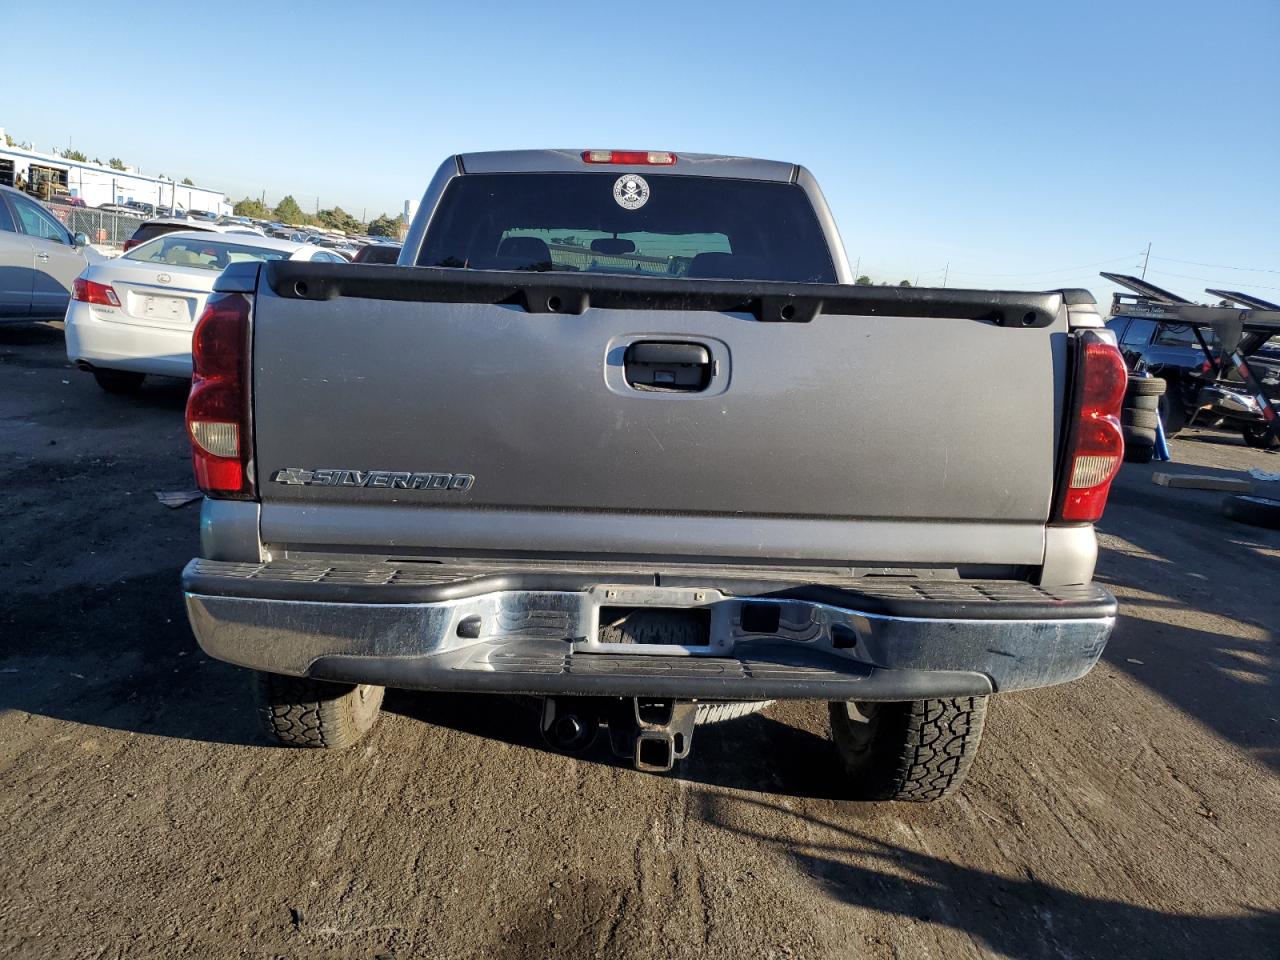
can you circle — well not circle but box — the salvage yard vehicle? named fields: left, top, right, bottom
left=122, top=217, right=264, bottom=253
left=0, top=183, right=99, bottom=321
left=181, top=149, right=1124, bottom=801
left=1104, top=278, right=1280, bottom=449
left=64, top=231, right=350, bottom=392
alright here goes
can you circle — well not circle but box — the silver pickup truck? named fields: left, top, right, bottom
left=181, top=149, right=1126, bottom=801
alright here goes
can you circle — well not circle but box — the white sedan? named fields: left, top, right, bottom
left=64, top=231, right=349, bottom=393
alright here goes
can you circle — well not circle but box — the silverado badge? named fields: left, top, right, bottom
left=271, top=468, right=474, bottom=491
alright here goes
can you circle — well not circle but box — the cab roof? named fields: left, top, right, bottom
left=457, top=149, right=798, bottom=183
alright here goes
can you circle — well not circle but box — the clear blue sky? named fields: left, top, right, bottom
left=6, top=0, right=1277, bottom=301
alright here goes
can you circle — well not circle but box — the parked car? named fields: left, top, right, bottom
left=351, top=242, right=401, bottom=264
left=64, top=232, right=348, bottom=391
left=180, top=148, right=1124, bottom=802
left=314, top=237, right=358, bottom=258
left=0, top=184, right=101, bottom=321
left=123, top=218, right=264, bottom=252
left=125, top=201, right=156, bottom=217
left=96, top=204, right=145, bottom=218
left=1106, top=309, right=1280, bottom=447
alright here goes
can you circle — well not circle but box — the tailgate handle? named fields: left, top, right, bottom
left=624, top=341, right=712, bottom=392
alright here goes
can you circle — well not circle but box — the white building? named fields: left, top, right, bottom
left=0, top=131, right=230, bottom=215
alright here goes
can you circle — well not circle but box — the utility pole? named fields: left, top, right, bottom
left=942, top=262, right=949, bottom=288
left=1141, top=242, right=1152, bottom=280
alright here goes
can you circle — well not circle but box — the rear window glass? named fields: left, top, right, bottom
left=126, top=235, right=290, bottom=271
left=1256, top=335, right=1280, bottom=360
left=417, top=173, right=836, bottom=283
left=1154, top=323, right=1218, bottom=349
left=129, top=222, right=204, bottom=246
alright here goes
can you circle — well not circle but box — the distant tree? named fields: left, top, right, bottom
left=182, top=177, right=193, bottom=185
left=233, top=197, right=271, bottom=219
left=3, top=133, right=12, bottom=147
left=317, top=206, right=361, bottom=234
left=367, top=214, right=402, bottom=238
left=64, top=149, right=87, bottom=162
left=898, top=280, right=912, bottom=287
left=273, top=195, right=307, bottom=224
left=108, top=158, right=126, bottom=171
left=855, top=275, right=872, bottom=286
left=92, top=157, right=102, bottom=165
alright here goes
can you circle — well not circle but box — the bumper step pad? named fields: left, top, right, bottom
left=184, top=558, right=1115, bottom=620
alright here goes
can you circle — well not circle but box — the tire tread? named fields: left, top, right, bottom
left=256, top=673, right=383, bottom=749
left=695, top=700, right=772, bottom=724
left=830, top=696, right=987, bottom=802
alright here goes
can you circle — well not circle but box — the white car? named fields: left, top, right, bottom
left=64, top=231, right=349, bottom=392
left=122, top=217, right=264, bottom=252
left=96, top=204, right=145, bottom=218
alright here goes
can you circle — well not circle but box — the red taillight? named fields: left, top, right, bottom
left=72, top=277, right=120, bottom=307
left=123, top=238, right=141, bottom=252
left=1058, top=337, right=1127, bottom=522
left=186, top=292, right=254, bottom=499
left=582, top=150, right=677, bottom=165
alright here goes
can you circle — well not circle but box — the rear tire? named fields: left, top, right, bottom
left=828, top=696, right=987, bottom=802
left=255, top=672, right=384, bottom=748
left=1242, top=425, right=1280, bottom=450
left=92, top=369, right=145, bottom=394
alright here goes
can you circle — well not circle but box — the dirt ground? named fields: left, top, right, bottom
left=1, top=322, right=1277, bottom=960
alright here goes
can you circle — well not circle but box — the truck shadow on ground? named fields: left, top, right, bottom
left=384, top=689, right=846, bottom=799
left=0, top=570, right=264, bottom=746
left=694, top=792, right=1280, bottom=959
left=1098, top=473, right=1279, bottom=772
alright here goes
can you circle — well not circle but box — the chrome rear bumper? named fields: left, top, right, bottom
left=183, top=559, right=1115, bottom=701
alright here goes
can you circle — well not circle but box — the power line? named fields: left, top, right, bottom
left=1144, top=267, right=1280, bottom=293
left=1148, top=254, right=1280, bottom=275
left=945, top=253, right=1144, bottom=278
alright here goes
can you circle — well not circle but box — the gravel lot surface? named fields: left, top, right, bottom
left=2, top=323, right=1277, bottom=959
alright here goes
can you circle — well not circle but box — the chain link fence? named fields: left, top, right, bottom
left=45, top=202, right=142, bottom=250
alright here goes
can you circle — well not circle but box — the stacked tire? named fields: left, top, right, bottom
left=1123, top=376, right=1165, bottom=464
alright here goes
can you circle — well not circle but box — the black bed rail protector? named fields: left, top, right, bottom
left=254, top=261, right=1072, bottom=327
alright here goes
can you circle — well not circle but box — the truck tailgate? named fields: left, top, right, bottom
left=249, top=267, right=1068, bottom=566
